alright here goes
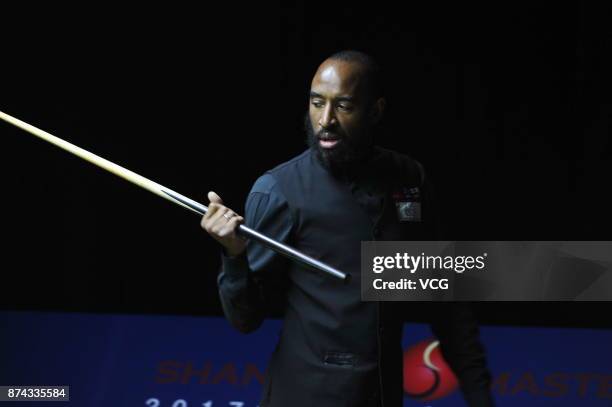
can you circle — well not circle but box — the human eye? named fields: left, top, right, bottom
left=337, top=102, right=354, bottom=112
left=311, top=99, right=325, bottom=108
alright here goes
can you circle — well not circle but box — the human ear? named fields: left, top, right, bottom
left=370, top=97, right=386, bottom=124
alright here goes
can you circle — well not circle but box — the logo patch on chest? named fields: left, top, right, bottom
left=392, top=187, right=421, bottom=222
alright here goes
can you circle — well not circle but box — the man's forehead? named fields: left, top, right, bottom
left=311, top=60, right=365, bottom=97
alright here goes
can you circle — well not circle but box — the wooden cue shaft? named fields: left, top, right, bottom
left=0, top=110, right=201, bottom=214
left=0, top=110, right=349, bottom=280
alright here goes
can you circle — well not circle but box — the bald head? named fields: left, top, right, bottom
left=311, top=59, right=370, bottom=107
left=325, top=50, right=383, bottom=101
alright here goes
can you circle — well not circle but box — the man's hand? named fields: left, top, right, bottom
left=200, top=191, right=246, bottom=257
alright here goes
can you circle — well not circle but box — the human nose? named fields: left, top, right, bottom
left=319, top=103, right=337, bottom=129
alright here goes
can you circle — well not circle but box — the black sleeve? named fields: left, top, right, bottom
left=417, top=162, right=495, bottom=406
left=430, top=303, right=495, bottom=407
left=217, top=174, right=293, bottom=333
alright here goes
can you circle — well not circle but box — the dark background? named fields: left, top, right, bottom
left=2, top=4, right=611, bottom=327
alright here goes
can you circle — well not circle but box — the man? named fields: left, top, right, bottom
left=201, top=51, right=494, bottom=406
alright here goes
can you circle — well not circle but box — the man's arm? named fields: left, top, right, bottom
left=205, top=175, right=293, bottom=334
left=217, top=253, right=268, bottom=334
left=430, top=303, right=495, bottom=407
left=416, top=163, right=494, bottom=406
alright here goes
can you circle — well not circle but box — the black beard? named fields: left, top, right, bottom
left=304, top=114, right=372, bottom=177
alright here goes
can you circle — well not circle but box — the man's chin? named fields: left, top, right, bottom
left=313, top=144, right=355, bottom=171
left=306, top=131, right=367, bottom=173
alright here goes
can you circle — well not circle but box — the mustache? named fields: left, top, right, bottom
left=317, top=129, right=343, bottom=140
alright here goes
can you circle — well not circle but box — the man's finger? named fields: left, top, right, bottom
left=218, top=216, right=244, bottom=238
left=208, top=191, right=223, bottom=205
left=209, top=207, right=231, bottom=233
left=203, top=202, right=221, bottom=220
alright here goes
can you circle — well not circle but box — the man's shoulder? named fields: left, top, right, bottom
left=372, top=145, right=420, bottom=167
left=371, top=146, right=425, bottom=186
left=266, top=149, right=312, bottom=176
left=250, top=149, right=312, bottom=194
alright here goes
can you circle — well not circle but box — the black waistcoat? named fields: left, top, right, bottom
left=261, top=147, right=431, bottom=407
